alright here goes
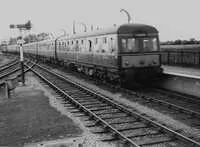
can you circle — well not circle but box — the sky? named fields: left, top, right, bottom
left=0, top=0, right=200, bottom=42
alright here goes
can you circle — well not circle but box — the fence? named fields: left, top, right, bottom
left=161, top=50, right=200, bottom=67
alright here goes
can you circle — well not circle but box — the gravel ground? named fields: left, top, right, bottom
left=0, top=72, right=82, bottom=146
left=51, top=68, right=200, bottom=141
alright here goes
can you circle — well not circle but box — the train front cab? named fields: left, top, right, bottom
left=118, top=28, right=162, bottom=82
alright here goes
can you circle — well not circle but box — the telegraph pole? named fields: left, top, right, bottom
left=9, top=21, right=32, bottom=85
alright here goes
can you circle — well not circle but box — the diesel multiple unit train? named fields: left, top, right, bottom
left=4, top=23, right=163, bottom=83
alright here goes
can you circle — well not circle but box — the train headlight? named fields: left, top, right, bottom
left=139, top=60, right=145, bottom=65
left=152, top=59, right=157, bottom=64
left=125, top=61, right=129, bottom=66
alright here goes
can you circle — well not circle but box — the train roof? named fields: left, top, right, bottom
left=60, top=23, right=158, bottom=40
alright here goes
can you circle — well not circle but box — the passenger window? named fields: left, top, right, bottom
left=101, top=49, right=105, bottom=53
left=110, top=38, right=116, bottom=53
left=88, top=40, right=92, bottom=52
left=81, top=40, right=84, bottom=44
left=121, top=39, right=127, bottom=50
left=103, top=37, right=107, bottom=44
left=143, top=38, right=157, bottom=52
left=95, top=38, right=98, bottom=44
left=127, top=39, right=136, bottom=51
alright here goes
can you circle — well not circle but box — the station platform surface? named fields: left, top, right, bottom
left=162, top=65, right=200, bottom=79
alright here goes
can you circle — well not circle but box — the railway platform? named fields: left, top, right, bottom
left=162, top=65, right=200, bottom=79
left=156, top=65, right=200, bottom=98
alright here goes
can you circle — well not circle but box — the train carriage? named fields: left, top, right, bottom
left=118, top=24, right=161, bottom=82
left=37, top=39, right=55, bottom=61
left=57, top=24, right=162, bottom=82
left=6, top=44, right=18, bottom=54
left=23, top=42, right=37, bottom=58
left=5, top=23, right=162, bottom=84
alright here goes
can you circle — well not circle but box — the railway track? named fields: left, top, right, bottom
left=37, top=62, right=200, bottom=128
left=139, top=87, right=200, bottom=115
left=30, top=61, right=200, bottom=142
left=124, top=87, right=200, bottom=129
left=0, top=60, right=35, bottom=81
left=27, top=62, right=200, bottom=147
left=0, top=59, right=18, bottom=71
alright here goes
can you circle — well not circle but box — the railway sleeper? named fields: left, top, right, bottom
left=93, top=109, right=121, bottom=115
left=76, top=99, right=98, bottom=103
left=90, top=126, right=110, bottom=134
left=98, top=113, right=127, bottom=119
left=84, top=103, right=109, bottom=108
left=89, top=106, right=112, bottom=111
left=80, top=101, right=101, bottom=105
left=132, top=134, right=173, bottom=146
left=126, top=129, right=161, bottom=139
left=90, top=108, right=117, bottom=112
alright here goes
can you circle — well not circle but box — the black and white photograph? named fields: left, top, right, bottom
left=0, top=0, right=200, bottom=146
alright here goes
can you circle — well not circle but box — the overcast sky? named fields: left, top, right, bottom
left=0, top=0, right=200, bottom=41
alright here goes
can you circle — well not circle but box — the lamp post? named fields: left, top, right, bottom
left=120, top=9, right=132, bottom=24
left=9, top=21, right=32, bottom=85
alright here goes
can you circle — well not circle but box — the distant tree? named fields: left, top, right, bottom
left=8, top=37, right=17, bottom=45
left=37, top=32, right=50, bottom=41
left=174, top=39, right=182, bottom=45
left=24, top=34, right=37, bottom=44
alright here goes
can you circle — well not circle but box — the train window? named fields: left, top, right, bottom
left=110, top=38, right=116, bottom=53
left=121, top=38, right=139, bottom=52
left=103, top=37, right=107, bottom=44
left=143, top=38, right=158, bottom=52
left=76, top=40, right=78, bottom=44
left=81, top=40, right=84, bottom=44
left=110, top=38, right=113, bottom=42
left=121, top=37, right=158, bottom=53
left=127, top=39, right=139, bottom=52
left=95, top=38, right=98, bottom=44
left=121, top=39, right=127, bottom=49
left=67, top=41, right=69, bottom=45
left=88, top=40, right=92, bottom=52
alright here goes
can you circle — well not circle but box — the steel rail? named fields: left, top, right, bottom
left=30, top=65, right=140, bottom=147
left=0, top=67, right=21, bottom=80
left=0, top=61, right=35, bottom=80
left=0, top=59, right=18, bottom=70
left=123, top=88, right=200, bottom=119
left=28, top=62, right=200, bottom=147
left=0, top=60, right=19, bottom=72
left=152, top=88, right=200, bottom=104
left=137, top=91, right=200, bottom=118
